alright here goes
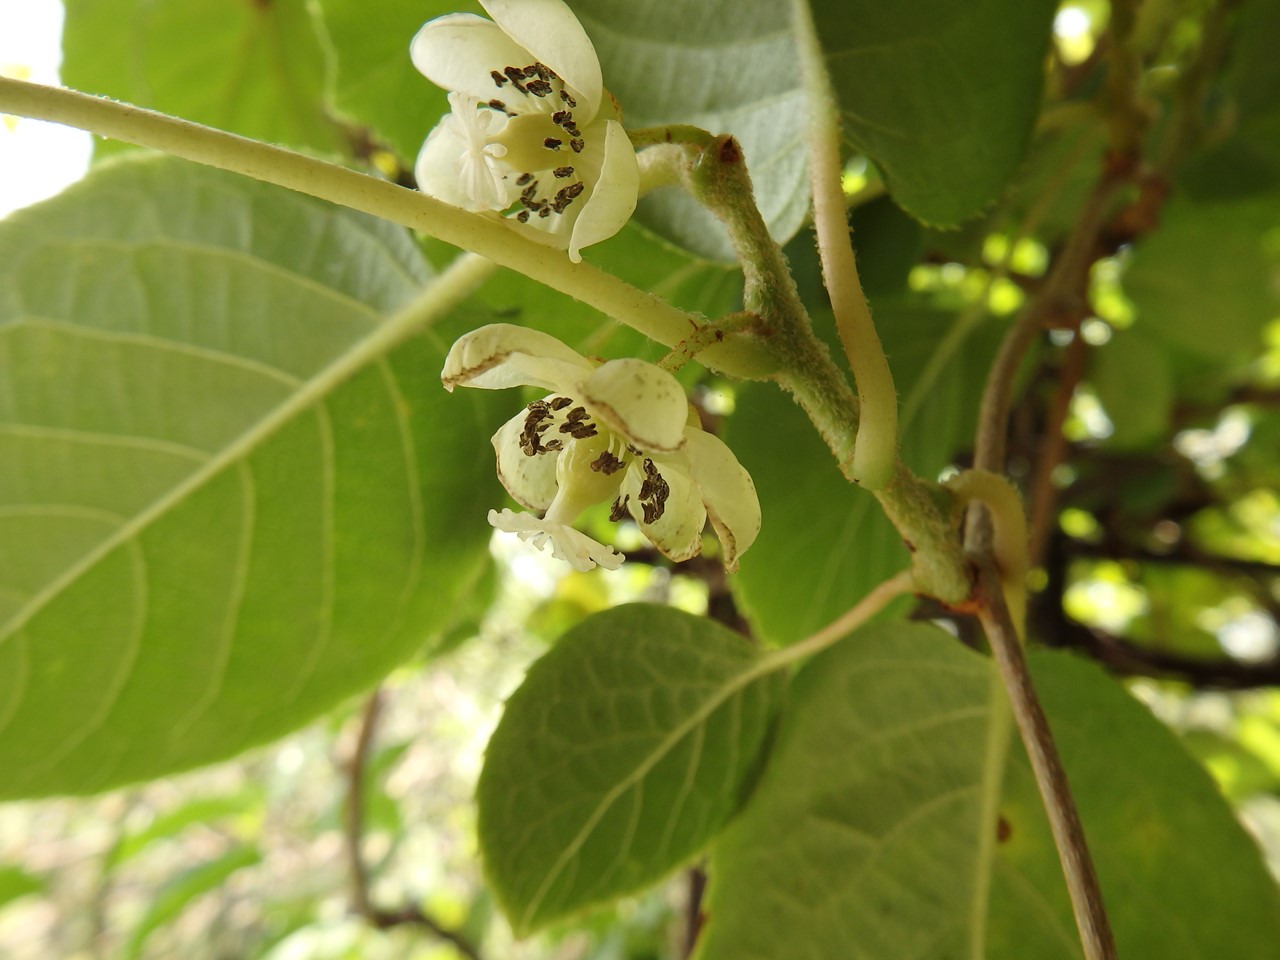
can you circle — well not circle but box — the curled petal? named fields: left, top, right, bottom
left=567, top=119, right=639, bottom=263
left=411, top=13, right=535, bottom=103
left=580, top=359, right=688, bottom=453
left=620, top=457, right=706, bottom=563
left=481, top=0, right=603, bottom=121
left=683, top=429, right=761, bottom=572
left=442, top=323, right=593, bottom=392
left=492, top=411, right=559, bottom=511
left=489, top=508, right=622, bottom=572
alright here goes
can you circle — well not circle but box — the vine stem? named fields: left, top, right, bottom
left=789, top=0, right=897, bottom=490
left=975, top=564, right=1117, bottom=960
left=0, top=77, right=769, bottom=379
left=343, top=688, right=485, bottom=960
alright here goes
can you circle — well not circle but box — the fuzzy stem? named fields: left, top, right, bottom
left=789, top=0, right=897, bottom=490
left=0, top=77, right=774, bottom=378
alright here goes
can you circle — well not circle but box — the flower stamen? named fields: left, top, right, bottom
left=638, top=458, right=670, bottom=523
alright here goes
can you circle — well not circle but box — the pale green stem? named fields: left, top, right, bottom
left=0, top=77, right=770, bottom=378
left=759, top=569, right=915, bottom=670
left=789, top=0, right=897, bottom=491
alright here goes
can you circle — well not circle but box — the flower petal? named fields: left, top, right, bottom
left=620, top=457, right=706, bottom=563
left=683, top=428, right=761, bottom=572
left=411, top=13, right=536, bottom=103
left=492, top=410, right=560, bottom=511
left=489, top=508, right=623, bottom=572
left=580, top=359, right=688, bottom=453
left=567, top=119, right=638, bottom=262
left=481, top=0, right=603, bottom=121
left=442, top=323, right=594, bottom=392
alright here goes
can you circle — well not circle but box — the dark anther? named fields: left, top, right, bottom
left=526, top=79, right=553, bottom=97
left=530, top=62, right=556, bottom=80
left=516, top=172, right=534, bottom=186
left=563, top=123, right=580, bottom=137
left=544, top=137, right=562, bottom=150
left=520, top=402, right=554, bottom=456
left=553, top=166, right=574, bottom=179
left=637, top=458, right=670, bottom=522
left=569, top=138, right=585, bottom=153
left=590, top=451, right=626, bottom=475
left=549, top=396, right=573, bottom=410
left=559, top=90, right=577, bottom=107
left=516, top=210, right=531, bottom=223
left=491, top=70, right=508, bottom=87
left=609, top=496, right=630, bottom=522
left=487, top=99, right=507, bottom=111
left=552, top=181, right=585, bottom=213
left=538, top=206, right=552, bottom=218
left=521, top=182, right=539, bottom=200
left=552, top=110, right=571, bottom=126
left=503, top=66, right=528, bottom=92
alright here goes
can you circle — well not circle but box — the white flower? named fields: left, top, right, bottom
left=411, top=0, right=639, bottom=263
left=443, top=324, right=761, bottom=573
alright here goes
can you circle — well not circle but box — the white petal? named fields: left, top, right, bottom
left=489, top=508, right=623, bottom=572
left=620, top=457, right=706, bottom=563
left=492, top=410, right=560, bottom=511
left=683, top=428, right=761, bottom=572
left=411, top=13, right=536, bottom=103
left=567, top=120, right=638, bottom=262
left=481, top=0, right=603, bottom=121
left=580, top=359, right=688, bottom=453
left=442, top=323, right=594, bottom=392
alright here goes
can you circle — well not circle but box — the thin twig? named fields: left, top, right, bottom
left=975, top=564, right=1117, bottom=960
left=342, top=688, right=485, bottom=960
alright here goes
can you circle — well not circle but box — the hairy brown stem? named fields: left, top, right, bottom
left=343, top=689, right=484, bottom=960
left=976, top=564, right=1117, bottom=960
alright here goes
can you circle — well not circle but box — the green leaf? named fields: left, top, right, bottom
left=0, top=155, right=504, bottom=798
left=62, top=0, right=339, bottom=157
left=988, top=651, right=1280, bottom=959
left=571, top=0, right=809, bottom=261
left=477, top=603, right=784, bottom=935
left=726, top=384, right=908, bottom=646
left=124, top=843, right=262, bottom=959
left=316, top=0, right=483, bottom=166
left=1125, top=194, right=1280, bottom=366
left=695, top=625, right=1280, bottom=958
left=813, top=0, right=1057, bottom=227
left=695, top=621, right=1006, bottom=959
left=1090, top=327, right=1175, bottom=449
left=0, top=865, right=44, bottom=910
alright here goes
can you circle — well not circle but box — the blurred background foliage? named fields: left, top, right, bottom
left=1, top=0, right=1279, bottom=956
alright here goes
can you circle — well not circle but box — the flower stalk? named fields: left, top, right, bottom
left=789, top=0, right=898, bottom=491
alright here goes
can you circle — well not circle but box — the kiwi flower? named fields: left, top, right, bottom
left=442, top=324, right=761, bottom=572
left=411, top=0, right=639, bottom=262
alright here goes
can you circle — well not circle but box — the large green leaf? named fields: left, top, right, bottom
left=572, top=0, right=809, bottom=261
left=812, top=0, right=1057, bottom=227
left=695, top=621, right=1006, bottom=959
left=0, top=155, right=504, bottom=798
left=695, top=624, right=1280, bottom=958
left=477, top=603, right=784, bottom=935
left=1125, top=194, right=1280, bottom=366
left=988, top=651, right=1280, bottom=959
left=62, top=0, right=338, bottom=156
